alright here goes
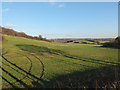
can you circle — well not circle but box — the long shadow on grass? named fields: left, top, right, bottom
left=93, top=45, right=119, bottom=49
left=16, top=44, right=119, bottom=66
left=2, top=55, right=41, bottom=81
left=2, top=62, right=25, bottom=76
left=0, top=66, right=30, bottom=88
left=16, top=44, right=64, bottom=55
left=1, top=75, right=18, bottom=88
left=31, top=65, right=120, bottom=88
left=63, top=54, right=119, bottom=65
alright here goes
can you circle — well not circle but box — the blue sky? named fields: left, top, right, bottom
left=2, top=2, right=118, bottom=39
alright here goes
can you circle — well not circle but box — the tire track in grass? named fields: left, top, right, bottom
left=0, top=66, right=30, bottom=88
left=1, top=53, right=45, bottom=88
left=2, top=62, right=25, bottom=76
left=1, top=54, right=32, bottom=87
left=30, top=54, right=44, bottom=80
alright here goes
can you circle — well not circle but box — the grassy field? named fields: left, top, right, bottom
left=1, top=35, right=119, bottom=88
left=77, top=40, right=110, bottom=44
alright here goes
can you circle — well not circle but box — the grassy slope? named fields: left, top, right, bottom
left=78, top=40, right=110, bottom=44
left=2, top=35, right=119, bottom=88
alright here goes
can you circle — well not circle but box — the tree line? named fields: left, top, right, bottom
left=102, top=36, right=120, bottom=49
left=1, top=27, right=50, bottom=42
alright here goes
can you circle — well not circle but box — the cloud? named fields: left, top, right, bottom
left=49, top=0, right=65, bottom=8
left=0, top=8, right=9, bottom=12
left=49, top=0, right=56, bottom=2
left=6, top=24, right=18, bottom=28
left=58, top=3, right=65, bottom=8
left=49, top=0, right=56, bottom=6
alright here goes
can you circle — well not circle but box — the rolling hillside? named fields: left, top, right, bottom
left=1, top=35, right=120, bottom=88
left=1, top=27, right=49, bottom=42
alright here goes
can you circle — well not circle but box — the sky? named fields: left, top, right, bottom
left=1, top=2, right=118, bottom=39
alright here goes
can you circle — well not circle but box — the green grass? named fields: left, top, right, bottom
left=78, top=40, right=110, bottom=44
left=99, top=40, right=110, bottom=43
left=2, top=35, right=119, bottom=88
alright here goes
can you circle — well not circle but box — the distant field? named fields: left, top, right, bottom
left=78, top=40, right=110, bottom=44
left=1, top=35, right=119, bottom=88
left=99, top=41, right=110, bottom=43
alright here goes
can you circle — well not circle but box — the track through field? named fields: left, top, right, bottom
left=1, top=53, right=45, bottom=87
